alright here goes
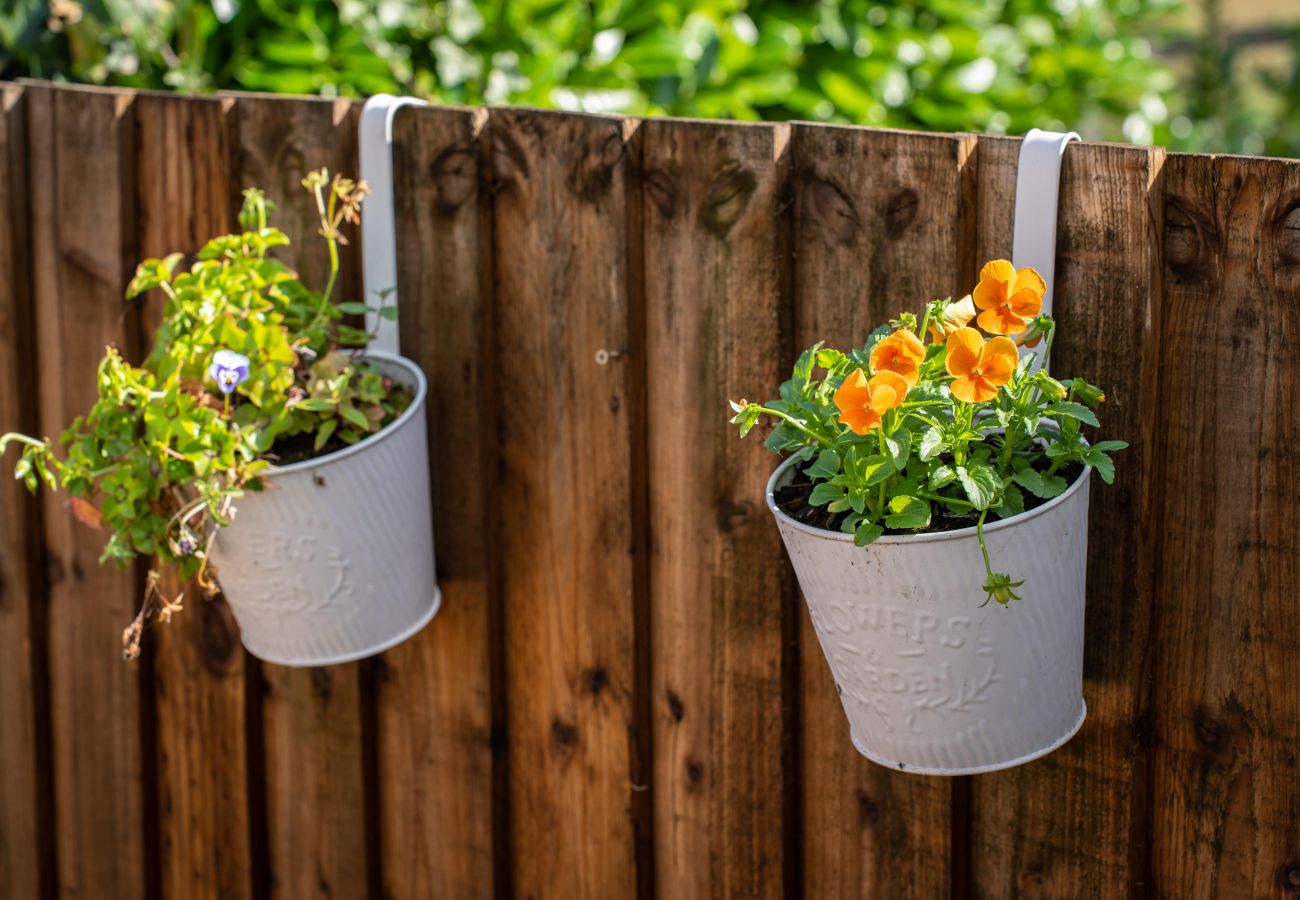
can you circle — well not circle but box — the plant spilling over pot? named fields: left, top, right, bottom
left=1, top=170, right=412, bottom=659
left=730, top=260, right=1126, bottom=607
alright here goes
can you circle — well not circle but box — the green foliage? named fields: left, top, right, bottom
left=5, top=0, right=1200, bottom=149
left=731, top=275, right=1126, bottom=607
left=0, top=170, right=409, bottom=621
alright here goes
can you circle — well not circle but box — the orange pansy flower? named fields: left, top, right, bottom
left=868, top=328, right=925, bottom=387
left=945, top=327, right=1018, bottom=403
left=928, top=294, right=977, bottom=343
left=834, top=368, right=910, bottom=435
left=972, top=260, right=1045, bottom=335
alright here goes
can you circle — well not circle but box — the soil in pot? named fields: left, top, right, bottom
left=774, top=455, right=1085, bottom=535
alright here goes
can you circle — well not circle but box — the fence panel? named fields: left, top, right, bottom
left=229, top=93, right=372, bottom=900
left=643, top=118, right=793, bottom=900
left=488, top=108, right=643, bottom=899
left=380, top=103, right=498, bottom=900
left=0, top=84, right=47, bottom=900
left=1152, top=151, right=1300, bottom=897
left=790, top=123, right=977, bottom=900
left=25, top=82, right=151, bottom=900
left=969, top=138, right=1166, bottom=897
left=135, top=91, right=257, bottom=900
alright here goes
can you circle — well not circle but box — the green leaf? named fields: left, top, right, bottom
left=929, top=464, right=956, bottom=490
left=804, top=448, right=841, bottom=480
left=884, top=495, right=931, bottom=530
left=379, top=306, right=400, bottom=321
left=340, top=405, right=372, bottom=432
left=854, top=522, right=884, bottom=547
left=1089, top=440, right=1128, bottom=453
left=314, top=419, right=338, bottom=451
left=336, top=302, right=372, bottom=315
left=957, top=464, right=1000, bottom=510
left=884, top=429, right=911, bottom=469
left=294, top=397, right=336, bottom=412
left=1012, top=467, right=1067, bottom=499
left=808, top=482, right=844, bottom=507
left=919, top=426, right=945, bottom=461
left=1083, top=450, right=1116, bottom=484
left=1047, top=401, right=1099, bottom=427
left=994, top=484, right=1026, bottom=519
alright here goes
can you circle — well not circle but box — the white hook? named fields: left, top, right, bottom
left=359, top=94, right=428, bottom=357
left=1011, top=128, right=1078, bottom=372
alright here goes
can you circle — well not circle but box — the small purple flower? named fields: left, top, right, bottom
left=176, top=532, right=198, bottom=556
left=209, top=349, right=250, bottom=396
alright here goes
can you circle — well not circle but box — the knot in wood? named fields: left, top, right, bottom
left=431, top=144, right=477, bottom=213
left=645, top=168, right=677, bottom=219
left=699, top=164, right=757, bottom=238
left=884, top=188, right=919, bottom=238
left=1276, top=205, right=1300, bottom=267
left=801, top=171, right=859, bottom=245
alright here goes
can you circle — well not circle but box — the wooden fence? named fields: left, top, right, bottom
left=0, top=80, right=1296, bottom=899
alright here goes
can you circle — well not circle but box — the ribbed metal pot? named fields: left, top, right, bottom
left=209, top=350, right=440, bottom=666
left=768, top=453, right=1090, bottom=774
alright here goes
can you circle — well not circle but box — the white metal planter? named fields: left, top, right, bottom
left=210, top=350, right=440, bottom=666
left=768, top=453, right=1090, bottom=774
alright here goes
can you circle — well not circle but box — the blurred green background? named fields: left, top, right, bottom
left=2, top=0, right=1296, bottom=156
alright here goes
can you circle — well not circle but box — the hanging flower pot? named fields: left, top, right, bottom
left=767, top=446, right=1089, bottom=774
left=208, top=349, right=438, bottom=666
left=729, top=261, right=1126, bottom=774
left=1, top=171, right=439, bottom=665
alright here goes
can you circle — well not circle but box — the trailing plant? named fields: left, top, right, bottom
left=0, top=169, right=410, bottom=657
left=730, top=260, right=1125, bottom=607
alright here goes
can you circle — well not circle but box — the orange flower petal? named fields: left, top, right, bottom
left=945, top=326, right=984, bottom=365
left=977, top=307, right=1029, bottom=335
left=869, top=370, right=911, bottom=409
left=950, top=374, right=997, bottom=403
left=891, top=328, right=925, bottom=363
left=839, top=408, right=881, bottom=435
left=1012, top=267, right=1046, bottom=297
left=1008, top=288, right=1043, bottom=319
left=868, top=383, right=897, bottom=415
left=984, top=335, right=1020, bottom=367
left=834, top=368, right=870, bottom=413
left=980, top=353, right=1016, bottom=384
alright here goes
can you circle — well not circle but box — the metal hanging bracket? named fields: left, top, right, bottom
left=358, top=94, right=428, bottom=357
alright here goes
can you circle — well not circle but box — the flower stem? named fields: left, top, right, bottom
left=750, top=405, right=833, bottom=446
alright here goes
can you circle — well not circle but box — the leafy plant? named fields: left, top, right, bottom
left=730, top=260, right=1125, bottom=607
left=0, top=169, right=409, bottom=657
left=2, top=0, right=1196, bottom=150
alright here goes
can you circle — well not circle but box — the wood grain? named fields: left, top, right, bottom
left=642, top=118, right=792, bottom=899
left=790, top=123, right=975, bottom=900
left=26, top=82, right=148, bottom=900
left=134, top=92, right=255, bottom=900
left=376, top=104, right=497, bottom=900
left=1150, top=152, right=1300, bottom=898
left=0, top=84, right=49, bottom=900
left=230, top=94, right=371, bottom=900
left=969, top=137, right=1165, bottom=899
left=489, top=108, right=641, bottom=899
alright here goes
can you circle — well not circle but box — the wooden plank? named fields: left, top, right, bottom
left=790, top=123, right=975, bottom=900
left=26, top=82, right=149, bottom=900
left=642, top=118, right=791, bottom=899
left=375, top=105, right=497, bottom=899
left=229, top=94, right=371, bottom=900
left=0, top=84, right=49, bottom=900
left=489, top=108, right=641, bottom=898
left=1150, top=152, right=1300, bottom=897
left=968, top=138, right=1164, bottom=899
left=134, top=92, right=254, bottom=900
